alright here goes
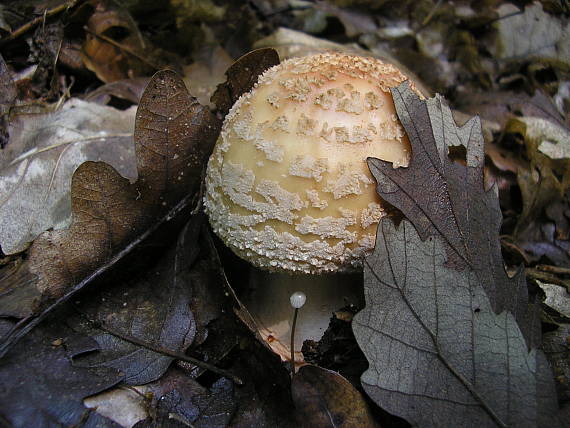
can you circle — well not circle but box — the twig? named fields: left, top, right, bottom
left=83, top=27, right=159, bottom=71
left=500, top=236, right=531, bottom=265
left=535, top=264, right=570, bottom=276
left=420, top=0, right=443, bottom=27
left=0, top=0, right=81, bottom=48
left=525, top=268, right=570, bottom=293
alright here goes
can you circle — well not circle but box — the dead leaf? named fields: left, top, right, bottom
left=365, top=83, right=537, bottom=344
left=0, top=54, right=16, bottom=149
left=456, top=90, right=568, bottom=129
left=505, top=114, right=570, bottom=265
left=537, top=280, right=570, bottom=318
left=312, top=2, right=377, bottom=37
left=183, top=46, right=233, bottom=107
left=82, top=0, right=155, bottom=82
left=0, top=99, right=137, bottom=255
left=542, top=324, right=570, bottom=402
left=84, top=367, right=235, bottom=428
left=85, top=385, right=151, bottom=427
left=0, top=70, right=220, bottom=316
left=228, top=336, right=296, bottom=427
left=211, top=48, right=280, bottom=115
left=85, top=367, right=235, bottom=427
left=292, top=365, right=376, bottom=428
left=509, top=116, right=570, bottom=161
left=352, top=83, right=561, bottom=426
left=84, top=77, right=150, bottom=106
left=0, top=319, right=123, bottom=427
left=170, top=0, right=227, bottom=24
left=28, top=21, right=64, bottom=99
left=493, top=3, right=570, bottom=70
left=70, top=217, right=202, bottom=385
left=354, top=219, right=559, bottom=427
left=515, top=163, right=563, bottom=238
left=139, top=368, right=234, bottom=428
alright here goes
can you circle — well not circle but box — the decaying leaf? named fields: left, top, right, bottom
left=211, top=48, right=280, bottom=115
left=85, top=385, right=150, bottom=427
left=0, top=319, right=122, bottom=427
left=507, top=116, right=570, bottom=162
left=537, top=280, right=570, bottom=319
left=505, top=113, right=570, bottom=265
left=0, top=99, right=137, bottom=255
left=542, top=324, right=570, bottom=402
left=366, top=83, right=536, bottom=344
left=352, top=83, right=560, bottom=426
left=354, top=220, right=559, bottom=427
left=183, top=46, right=233, bottom=107
left=170, top=0, right=227, bottom=25
left=306, top=2, right=377, bottom=37
left=0, top=53, right=16, bottom=148
left=82, top=1, right=156, bottom=82
left=456, top=90, right=568, bottom=130
left=0, top=70, right=220, bottom=316
left=292, top=365, right=376, bottom=428
left=70, top=217, right=202, bottom=385
left=493, top=3, right=570, bottom=69
left=84, top=77, right=149, bottom=106
left=86, top=367, right=235, bottom=428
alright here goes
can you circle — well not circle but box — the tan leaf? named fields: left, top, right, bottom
left=292, top=365, right=376, bottom=428
left=211, top=48, right=280, bottom=115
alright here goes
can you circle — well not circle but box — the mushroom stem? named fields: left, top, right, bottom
left=290, top=307, right=299, bottom=375
left=243, top=269, right=364, bottom=364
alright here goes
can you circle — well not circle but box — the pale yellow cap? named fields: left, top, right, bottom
left=204, top=52, right=416, bottom=273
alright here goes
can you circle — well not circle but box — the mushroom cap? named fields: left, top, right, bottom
left=204, top=52, right=416, bottom=273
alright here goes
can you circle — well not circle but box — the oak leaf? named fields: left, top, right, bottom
left=353, top=83, right=560, bottom=427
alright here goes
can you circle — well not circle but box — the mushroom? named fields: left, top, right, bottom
left=204, top=52, right=418, bottom=364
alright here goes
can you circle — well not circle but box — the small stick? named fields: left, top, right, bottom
left=535, top=264, right=570, bottom=276
left=0, top=0, right=81, bottom=48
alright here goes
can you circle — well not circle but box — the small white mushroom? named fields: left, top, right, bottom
left=290, top=291, right=307, bottom=309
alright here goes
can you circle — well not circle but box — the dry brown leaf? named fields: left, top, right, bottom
left=183, top=46, right=233, bottom=107
left=211, top=48, right=280, bottom=115
left=456, top=90, right=567, bottom=129
left=82, top=1, right=155, bottom=82
left=0, top=54, right=16, bottom=148
left=84, top=77, right=149, bottom=106
left=292, top=365, right=376, bottom=428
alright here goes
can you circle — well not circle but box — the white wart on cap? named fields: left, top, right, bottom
left=204, top=52, right=416, bottom=273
